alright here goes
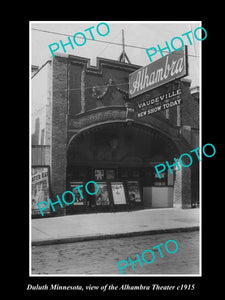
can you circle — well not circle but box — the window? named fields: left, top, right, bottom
left=40, top=128, right=45, bottom=144
left=154, top=170, right=166, bottom=186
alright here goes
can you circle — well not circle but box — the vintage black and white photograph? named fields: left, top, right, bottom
left=30, top=21, right=201, bottom=276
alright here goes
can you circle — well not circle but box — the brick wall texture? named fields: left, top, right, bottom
left=51, top=57, right=68, bottom=212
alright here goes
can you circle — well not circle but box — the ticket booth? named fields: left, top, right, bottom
left=143, top=168, right=174, bottom=208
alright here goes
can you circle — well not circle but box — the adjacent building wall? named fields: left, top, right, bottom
left=31, top=60, right=52, bottom=165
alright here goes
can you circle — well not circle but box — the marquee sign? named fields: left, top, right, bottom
left=129, top=46, right=188, bottom=99
left=136, top=88, right=182, bottom=118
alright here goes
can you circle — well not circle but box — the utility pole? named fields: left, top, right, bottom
left=118, top=29, right=131, bottom=64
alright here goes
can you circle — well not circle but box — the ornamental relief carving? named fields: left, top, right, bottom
left=68, top=109, right=127, bottom=130
left=68, top=107, right=177, bottom=145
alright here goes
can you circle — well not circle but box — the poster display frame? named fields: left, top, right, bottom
left=31, top=165, right=51, bottom=216
left=69, top=181, right=86, bottom=205
left=95, top=181, right=110, bottom=206
left=111, top=181, right=127, bottom=205
left=127, top=180, right=142, bottom=203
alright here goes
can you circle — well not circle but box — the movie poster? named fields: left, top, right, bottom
left=106, top=169, right=115, bottom=180
left=94, top=169, right=105, bottom=180
left=95, top=182, right=110, bottom=205
left=127, top=181, right=142, bottom=202
left=31, top=167, right=50, bottom=215
left=111, top=182, right=126, bottom=205
left=70, top=181, right=85, bottom=205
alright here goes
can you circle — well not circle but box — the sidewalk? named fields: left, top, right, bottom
left=31, top=208, right=200, bottom=246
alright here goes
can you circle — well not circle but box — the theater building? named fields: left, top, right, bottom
left=31, top=53, right=199, bottom=218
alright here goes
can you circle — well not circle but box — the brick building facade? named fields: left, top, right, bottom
left=31, top=53, right=199, bottom=217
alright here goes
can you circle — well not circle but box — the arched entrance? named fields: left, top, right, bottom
left=66, top=121, right=180, bottom=214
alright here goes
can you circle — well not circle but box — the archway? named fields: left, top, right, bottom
left=66, top=121, right=180, bottom=213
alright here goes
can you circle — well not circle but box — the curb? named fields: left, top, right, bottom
left=32, top=226, right=199, bottom=246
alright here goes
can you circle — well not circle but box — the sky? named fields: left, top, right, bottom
left=30, top=21, right=201, bottom=88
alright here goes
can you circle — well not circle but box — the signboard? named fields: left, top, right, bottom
left=136, top=88, right=182, bottom=118
left=31, top=166, right=50, bottom=215
left=129, top=47, right=187, bottom=99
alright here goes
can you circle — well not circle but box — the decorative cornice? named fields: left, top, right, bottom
left=68, top=107, right=127, bottom=130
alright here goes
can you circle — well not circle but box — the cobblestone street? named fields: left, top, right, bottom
left=31, top=231, right=199, bottom=275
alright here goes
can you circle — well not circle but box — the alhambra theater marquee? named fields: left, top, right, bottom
left=31, top=49, right=199, bottom=218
